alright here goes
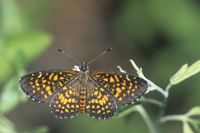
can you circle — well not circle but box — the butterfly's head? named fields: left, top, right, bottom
left=79, top=62, right=89, bottom=72
left=57, top=48, right=112, bottom=72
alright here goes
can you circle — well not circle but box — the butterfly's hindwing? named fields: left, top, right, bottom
left=49, top=77, right=80, bottom=119
left=85, top=77, right=117, bottom=119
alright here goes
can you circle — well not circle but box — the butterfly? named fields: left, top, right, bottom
left=19, top=48, right=148, bottom=120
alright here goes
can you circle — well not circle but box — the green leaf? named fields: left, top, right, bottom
left=5, top=30, right=52, bottom=62
left=0, top=0, right=26, bottom=36
left=170, top=60, right=200, bottom=85
left=186, top=106, right=200, bottom=117
left=0, top=0, right=52, bottom=84
left=0, top=30, right=52, bottom=84
left=0, top=116, right=16, bottom=133
left=183, top=121, right=194, bottom=133
left=0, top=76, right=24, bottom=114
left=0, top=55, right=13, bottom=84
left=129, top=59, right=140, bottom=73
left=31, top=126, right=49, bottom=133
left=170, top=64, right=188, bottom=83
left=117, top=66, right=126, bottom=73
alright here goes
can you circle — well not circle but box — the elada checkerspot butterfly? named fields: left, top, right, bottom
left=19, top=48, right=148, bottom=119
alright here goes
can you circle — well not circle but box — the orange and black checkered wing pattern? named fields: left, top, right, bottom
left=89, top=70, right=148, bottom=105
left=19, top=69, right=78, bottom=103
left=85, top=77, right=117, bottom=119
left=49, top=77, right=80, bottom=119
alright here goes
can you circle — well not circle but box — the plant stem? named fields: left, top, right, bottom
left=160, top=114, right=186, bottom=123
left=114, top=105, right=155, bottom=133
left=135, top=105, right=156, bottom=133
left=139, top=98, right=162, bottom=107
left=165, top=84, right=172, bottom=98
left=129, top=59, right=167, bottom=97
left=144, top=78, right=166, bottom=97
left=155, top=97, right=167, bottom=133
left=155, top=83, right=172, bottom=133
left=129, top=59, right=175, bottom=132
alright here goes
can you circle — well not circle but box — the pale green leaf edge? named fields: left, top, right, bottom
left=170, top=60, right=200, bottom=85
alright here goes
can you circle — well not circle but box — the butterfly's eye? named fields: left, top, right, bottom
left=79, top=62, right=89, bottom=71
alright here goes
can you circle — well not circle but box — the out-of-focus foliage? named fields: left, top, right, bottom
left=114, top=0, right=200, bottom=52
left=160, top=106, right=200, bottom=133
left=0, top=0, right=52, bottom=132
left=0, top=0, right=52, bottom=84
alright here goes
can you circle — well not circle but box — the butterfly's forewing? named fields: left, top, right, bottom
left=85, top=77, right=117, bottom=119
left=89, top=70, right=148, bottom=105
left=19, top=69, right=78, bottom=103
left=49, top=77, right=80, bottom=119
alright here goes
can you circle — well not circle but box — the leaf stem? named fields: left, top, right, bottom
left=155, top=83, right=172, bottom=133
left=139, top=98, right=162, bottom=107
left=127, top=59, right=200, bottom=133
left=165, top=83, right=172, bottom=98
left=160, top=114, right=186, bottom=123
left=115, top=105, right=155, bottom=133
left=129, top=59, right=166, bottom=97
left=143, top=78, right=166, bottom=97
left=135, top=105, right=156, bottom=133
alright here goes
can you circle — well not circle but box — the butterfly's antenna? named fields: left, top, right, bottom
left=87, top=48, right=112, bottom=65
left=57, top=49, right=81, bottom=65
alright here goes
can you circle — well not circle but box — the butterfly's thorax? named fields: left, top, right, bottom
left=79, top=68, right=88, bottom=113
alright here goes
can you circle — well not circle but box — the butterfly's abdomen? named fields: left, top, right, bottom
left=79, top=72, right=87, bottom=113
left=79, top=85, right=86, bottom=113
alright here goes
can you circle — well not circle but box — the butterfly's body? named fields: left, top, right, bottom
left=19, top=49, right=148, bottom=119
left=79, top=69, right=87, bottom=113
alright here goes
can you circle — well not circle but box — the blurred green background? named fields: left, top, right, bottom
left=1, top=0, right=200, bottom=133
